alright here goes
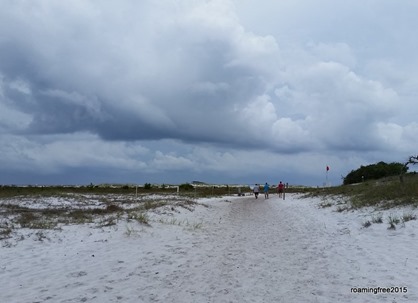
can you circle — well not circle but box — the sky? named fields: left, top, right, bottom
left=1, top=0, right=418, bottom=186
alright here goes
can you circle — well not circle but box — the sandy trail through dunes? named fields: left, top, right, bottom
left=1, top=194, right=416, bottom=302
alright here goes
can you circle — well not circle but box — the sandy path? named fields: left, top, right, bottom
left=141, top=194, right=415, bottom=303
left=156, top=195, right=337, bottom=303
left=1, top=194, right=416, bottom=303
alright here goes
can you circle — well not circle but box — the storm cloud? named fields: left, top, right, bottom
left=1, top=0, right=417, bottom=186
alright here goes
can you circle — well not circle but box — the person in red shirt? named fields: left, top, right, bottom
left=277, top=181, right=284, bottom=198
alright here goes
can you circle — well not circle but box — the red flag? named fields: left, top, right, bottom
left=326, top=165, right=330, bottom=171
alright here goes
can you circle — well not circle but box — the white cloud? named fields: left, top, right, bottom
left=377, top=122, right=418, bottom=153
left=308, top=42, right=356, bottom=69
left=151, top=151, right=195, bottom=171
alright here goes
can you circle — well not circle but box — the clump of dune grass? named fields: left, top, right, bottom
left=371, top=214, right=383, bottom=224
left=127, top=211, right=150, bottom=225
left=0, top=226, right=13, bottom=240
left=98, top=216, right=118, bottom=227
left=319, top=201, right=333, bottom=208
left=387, top=214, right=401, bottom=230
left=336, top=205, right=350, bottom=212
left=362, top=220, right=372, bottom=228
left=401, top=212, right=416, bottom=223
left=17, top=212, right=58, bottom=229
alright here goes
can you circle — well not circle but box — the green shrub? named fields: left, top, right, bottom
left=343, top=161, right=406, bottom=185
left=179, top=183, right=194, bottom=191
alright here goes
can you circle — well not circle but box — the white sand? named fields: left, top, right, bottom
left=1, top=193, right=417, bottom=302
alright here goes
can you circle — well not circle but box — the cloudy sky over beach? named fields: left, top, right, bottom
left=1, top=0, right=418, bottom=186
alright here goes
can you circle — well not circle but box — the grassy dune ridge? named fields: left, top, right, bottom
left=305, top=174, right=418, bottom=209
left=1, top=176, right=417, bottom=241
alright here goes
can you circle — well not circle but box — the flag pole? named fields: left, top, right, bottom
left=325, top=165, right=329, bottom=187
left=326, top=169, right=328, bottom=186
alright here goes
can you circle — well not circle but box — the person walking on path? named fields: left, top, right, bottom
left=277, top=181, right=284, bottom=198
left=263, top=182, right=270, bottom=199
left=253, top=184, right=260, bottom=199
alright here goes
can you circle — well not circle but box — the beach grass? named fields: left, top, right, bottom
left=303, top=174, right=418, bottom=209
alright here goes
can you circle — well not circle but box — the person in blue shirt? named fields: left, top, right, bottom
left=263, top=182, right=270, bottom=199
